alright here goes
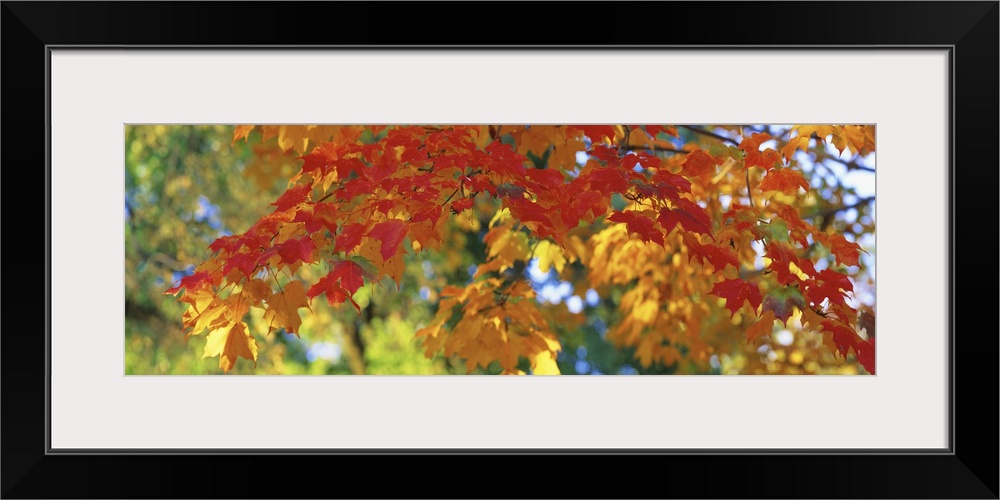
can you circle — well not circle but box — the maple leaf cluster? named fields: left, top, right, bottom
left=165, top=124, right=875, bottom=374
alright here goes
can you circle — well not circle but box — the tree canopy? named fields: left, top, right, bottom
left=127, top=124, right=875, bottom=375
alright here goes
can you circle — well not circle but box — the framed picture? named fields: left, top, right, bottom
left=3, top=2, right=995, bottom=498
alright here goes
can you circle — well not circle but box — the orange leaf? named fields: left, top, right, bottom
left=746, top=310, right=777, bottom=344
left=759, top=168, right=809, bottom=195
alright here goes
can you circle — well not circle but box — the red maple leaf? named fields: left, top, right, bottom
left=587, top=144, right=620, bottom=163
left=651, top=169, right=692, bottom=196
left=275, top=236, right=317, bottom=265
left=369, top=219, right=409, bottom=261
left=710, top=278, right=763, bottom=316
left=607, top=211, right=664, bottom=245
left=271, top=184, right=311, bottom=212
left=292, top=203, right=338, bottom=234
left=568, top=125, right=617, bottom=144
left=298, top=142, right=338, bottom=175
left=641, top=125, right=678, bottom=138
left=803, top=269, right=853, bottom=307
left=658, top=199, right=711, bottom=236
left=224, top=253, right=259, bottom=278
left=451, top=198, right=474, bottom=213
left=525, top=168, right=565, bottom=191
left=587, top=168, right=628, bottom=196
left=336, top=223, right=368, bottom=254
left=484, top=141, right=527, bottom=179
left=684, top=234, right=738, bottom=271
left=506, top=197, right=554, bottom=230
left=856, top=337, right=875, bottom=374
left=765, top=242, right=816, bottom=285
left=739, top=132, right=781, bottom=171
left=165, top=271, right=212, bottom=295
left=623, top=152, right=661, bottom=170
left=825, top=233, right=863, bottom=267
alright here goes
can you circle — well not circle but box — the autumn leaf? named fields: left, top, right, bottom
left=803, top=269, right=853, bottom=307
left=530, top=350, right=560, bottom=375
left=819, top=232, right=863, bottom=267
left=684, top=235, right=738, bottom=271
left=710, top=278, right=763, bottom=316
left=293, top=202, right=338, bottom=234
left=642, top=125, right=678, bottom=138
left=759, top=168, right=809, bottom=195
left=568, top=125, right=617, bottom=144
left=204, top=322, right=258, bottom=373
left=739, top=132, right=781, bottom=171
left=765, top=242, right=816, bottom=285
left=681, top=150, right=720, bottom=182
left=369, top=219, right=409, bottom=261
left=780, top=135, right=810, bottom=162
left=336, top=222, right=368, bottom=254
left=587, top=168, right=629, bottom=196
left=450, top=198, right=474, bottom=213
left=271, top=183, right=311, bottom=211
left=607, top=210, right=664, bottom=246
left=658, top=199, right=712, bottom=237
left=307, top=259, right=371, bottom=312
left=856, top=337, right=875, bottom=374
left=534, top=240, right=567, bottom=274
left=241, top=279, right=273, bottom=304
left=232, top=125, right=255, bottom=144
left=761, top=286, right=806, bottom=323
left=272, top=236, right=317, bottom=266
left=746, top=310, right=777, bottom=344
left=263, top=281, right=310, bottom=335
left=165, top=271, right=212, bottom=295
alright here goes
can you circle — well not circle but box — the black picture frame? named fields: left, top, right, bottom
left=3, top=2, right=996, bottom=498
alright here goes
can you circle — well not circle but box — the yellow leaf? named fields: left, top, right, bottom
left=530, top=350, right=560, bottom=375
left=534, top=240, right=566, bottom=274
left=632, top=300, right=660, bottom=324
left=780, top=135, right=810, bottom=163
left=483, top=223, right=529, bottom=272
left=263, top=281, right=310, bottom=335
left=793, top=125, right=835, bottom=144
left=204, top=322, right=258, bottom=372
left=182, top=299, right=230, bottom=337
left=489, top=207, right=511, bottom=228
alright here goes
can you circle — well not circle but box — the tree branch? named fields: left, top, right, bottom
left=809, top=196, right=875, bottom=220
left=623, top=145, right=690, bottom=154
left=823, top=154, right=875, bottom=173
left=679, top=125, right=739, bottom=145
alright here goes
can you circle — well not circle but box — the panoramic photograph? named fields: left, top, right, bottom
left=125, top=124, right=875, bottom=375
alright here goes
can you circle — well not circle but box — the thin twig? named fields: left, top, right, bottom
left=679, top=125, right=739, bottom=145
left=823, top=154, right=876, bottom=173
left=624, top=145, right=690, bottom=154
left=809, top=196, right=875, bottom=220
